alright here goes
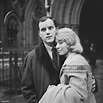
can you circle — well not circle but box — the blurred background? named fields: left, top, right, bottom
left=0, top=0, right=103, bottom=103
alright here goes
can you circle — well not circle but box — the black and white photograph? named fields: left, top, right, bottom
left=0, top=0, right=103, bottom=103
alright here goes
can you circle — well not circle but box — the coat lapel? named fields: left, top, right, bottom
left=35, top=42, right=59, bottom=76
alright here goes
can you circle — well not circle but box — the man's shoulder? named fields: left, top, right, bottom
left=25, top=48, right=36, bottom=59
left=26, top=43, right=42, bottom=58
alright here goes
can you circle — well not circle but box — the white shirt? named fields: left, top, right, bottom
left=43, top=42, right=53, bottom=59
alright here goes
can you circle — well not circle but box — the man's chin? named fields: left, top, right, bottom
left=58, top=53, right=61, bottom=55
left=46, top=39, right=54, bottom=43
left=58, top=53, right=64, bottom=56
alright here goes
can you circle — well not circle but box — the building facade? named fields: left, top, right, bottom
left=0, top=0, right=103, bottom=58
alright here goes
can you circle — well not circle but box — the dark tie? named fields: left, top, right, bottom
left=52, top=47, right=59, bottom=69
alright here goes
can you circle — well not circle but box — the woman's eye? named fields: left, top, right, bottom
left=59, top=41, right=64, bottom=44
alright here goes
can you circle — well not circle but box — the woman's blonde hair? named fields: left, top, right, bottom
left=56, top=27, right=83, bottom=53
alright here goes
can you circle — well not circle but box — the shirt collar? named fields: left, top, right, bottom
left=43, top=42, right=53, bottom=52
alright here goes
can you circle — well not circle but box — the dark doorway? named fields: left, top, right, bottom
left=79, top=0, right=103, bottom=59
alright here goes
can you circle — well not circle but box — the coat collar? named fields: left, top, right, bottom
left=35, top=41, right=60, bottom=75
left=63, top=52, right=76, bottom=66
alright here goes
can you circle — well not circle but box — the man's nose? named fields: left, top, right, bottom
left=46, top=29, right=50, bottom=35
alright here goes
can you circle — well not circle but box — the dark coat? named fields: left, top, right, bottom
left=21, top=42, right=64, bottom=103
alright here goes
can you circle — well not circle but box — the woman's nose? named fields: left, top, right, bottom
left=56, top=44, right=59, bottom=49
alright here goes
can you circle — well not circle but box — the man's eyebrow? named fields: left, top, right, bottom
left=48, top=26, right=53, bottom=27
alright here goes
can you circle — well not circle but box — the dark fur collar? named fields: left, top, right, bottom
left=35, top=41, right=59, bottom=76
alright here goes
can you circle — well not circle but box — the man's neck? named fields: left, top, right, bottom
left=44, top=41, right=56, bottom=48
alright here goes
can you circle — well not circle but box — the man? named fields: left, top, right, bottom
left=21, top=16, right=64, bottom=103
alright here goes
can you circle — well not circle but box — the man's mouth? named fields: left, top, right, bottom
left=46, top=36, right=52, bottom=39
left=57, top=50, right=61, bottom=53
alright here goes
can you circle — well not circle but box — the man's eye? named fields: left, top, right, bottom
left=48, top=26, right=53, bottom=30
left=41, top=28, right=46, bottom=32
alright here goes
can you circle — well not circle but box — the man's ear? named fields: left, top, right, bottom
left=39, top=32, right=41, bottom=37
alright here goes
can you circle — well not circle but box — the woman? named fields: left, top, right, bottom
left=38, top=28, right=96, bottom=103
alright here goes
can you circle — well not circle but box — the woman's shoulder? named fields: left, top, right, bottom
left=64, top=53, right=88, bottom=66
left=74, top=53, right=89, bottom=63
left=62, top=53, right=91, bottom=71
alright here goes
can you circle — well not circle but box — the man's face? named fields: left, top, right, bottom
left=39, top=18, right=57, bottom=44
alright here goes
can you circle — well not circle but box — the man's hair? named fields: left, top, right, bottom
left=37, top=16, right=57, bottom=30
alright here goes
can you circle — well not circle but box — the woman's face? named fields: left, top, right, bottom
left=56, top=39, right=70, bottom=56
